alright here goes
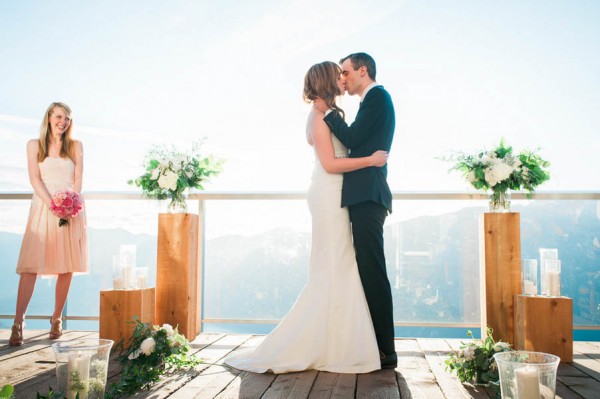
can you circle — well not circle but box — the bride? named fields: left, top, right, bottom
left=224, top=61, right=387, bottom=374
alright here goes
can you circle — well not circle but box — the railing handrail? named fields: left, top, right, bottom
left=1, top=190, right=599, bottom=200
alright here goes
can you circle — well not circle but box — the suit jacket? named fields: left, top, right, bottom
left=324, top=85, right=395, bottom=211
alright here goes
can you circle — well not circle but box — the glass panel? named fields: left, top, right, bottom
left=1, top=196, right=599, bottom=338
left=203, top=198, right=600, bottom=336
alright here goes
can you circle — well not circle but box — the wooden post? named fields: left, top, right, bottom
left=480, top=212, right=521, bottom=344
left=155, top=213, right=200, bottom=340
left=514, top=295, right=573, bottom=362
left=99, top=288, right=155, bottom=345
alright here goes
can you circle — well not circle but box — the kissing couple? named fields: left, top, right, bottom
left=226, top=52, right=397, bottom=373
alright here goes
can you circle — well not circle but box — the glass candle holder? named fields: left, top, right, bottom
left=53, top=339, right=113, bottom=399
left=539, top=248, right=558, bottom=296
left=545, top=259, right=561, bottom=297
left=494, top=351, right=560, bottom=399
left=112, top=255, right=126, bottom=290
left=522, top=259, right=538, bottom=295
left=135, top=267, right=149, bottom=289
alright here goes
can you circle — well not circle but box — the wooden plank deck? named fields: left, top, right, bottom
left=1, top=330, right=598, bottom=398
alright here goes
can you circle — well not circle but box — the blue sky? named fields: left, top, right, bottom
left=1, top=0, right=599, bottom=193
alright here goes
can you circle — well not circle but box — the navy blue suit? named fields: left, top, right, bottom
left=324, top=85, right=396, bottom=355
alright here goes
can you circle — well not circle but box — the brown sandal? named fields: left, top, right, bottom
left=9, top=323, right=23, bottom=346
left=49, top=318, right=62, bottom=339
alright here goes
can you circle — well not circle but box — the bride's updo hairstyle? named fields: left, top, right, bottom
left=303, top=61, right=345, bottom=120
left=38, top=102, right=76, bottom=162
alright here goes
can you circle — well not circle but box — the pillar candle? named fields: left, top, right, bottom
left=523, top=280, right=537, bottom=295
left=137, top=275, right=148, bottom=289
left=515, top=367, right=540, bottom=399
left=67, top=351, right=90, bottom=399
left=113, top=277, right=126, bottom=289
left=548, top=270, right=561, bottom=296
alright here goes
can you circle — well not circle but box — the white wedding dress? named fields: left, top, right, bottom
left=224, top=133, right=380, bottom=374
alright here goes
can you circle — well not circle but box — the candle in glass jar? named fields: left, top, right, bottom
left=515, top=366, right=540, bottom=399
left=548, top=270, right=561, bottom=296
left=67, top=351, right=90, bottom=399
left=113, top=277, right=126, bottom=290
left=523, top=280, right=537, bottom=295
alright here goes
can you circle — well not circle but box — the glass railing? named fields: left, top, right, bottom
left=1, top=191, right=599, bottom=339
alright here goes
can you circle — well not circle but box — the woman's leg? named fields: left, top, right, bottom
left=14, top=273, right=37, bottom=324
left=53, top=272, right=73, bottom=321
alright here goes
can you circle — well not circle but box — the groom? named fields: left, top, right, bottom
left=315, top=52, right=396, bottom=368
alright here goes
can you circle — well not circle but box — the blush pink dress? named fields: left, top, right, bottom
left=16, top=157, right=89, bottom=276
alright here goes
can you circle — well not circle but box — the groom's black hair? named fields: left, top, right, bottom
left=340, top=52, right=376, bottom=81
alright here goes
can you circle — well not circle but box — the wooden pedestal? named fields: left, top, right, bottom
left=155, top=213, right=201, bottom=340
left=514, top=295, right=573, bottom=362
left=480, top=212, right=521, bottom=344
left=99, top=288, right=155, bottom=345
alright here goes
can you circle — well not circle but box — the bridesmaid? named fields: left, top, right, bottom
left=9, top=102, right=89, bottom=346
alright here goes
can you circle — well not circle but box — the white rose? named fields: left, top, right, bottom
left=461, top=346, right=476, bottom=361
left=140, top=337, right=156, bottom=355
left=158, top=170, right=179, bottom=191
left=484, top=168, right=499, bottom=187
left=162, top=323, right=175, bottom=336
left=494, top=342, right=510, bottom=352
left=485, top=159, right=514, bottom=186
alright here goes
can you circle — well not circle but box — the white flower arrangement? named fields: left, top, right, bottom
left=446, top=139, right=550, bottom=211
left=445, top=327, right=512, bottom=391
left=106, top=319, right=202, bottom=398
left=129, top=140, right=223, bottom=212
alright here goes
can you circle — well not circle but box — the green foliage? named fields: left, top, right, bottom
left=444, top=327, right=511, bottom=394
left=34, top=387, right=69, bottom=399
left=446, top=139, right=550, bottom=197
left=105, top=318, right=202, bottom=398
left=128, top=140, right=224, bottom=209
left=0, top=384, right=14, bottom=399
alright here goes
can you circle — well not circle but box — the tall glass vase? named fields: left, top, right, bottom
left=489, top=190, right=511, bottom=213
left=53, top=339, right=113, bottom=399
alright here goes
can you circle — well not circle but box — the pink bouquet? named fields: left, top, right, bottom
left=50, top=189, right=83, bottom=227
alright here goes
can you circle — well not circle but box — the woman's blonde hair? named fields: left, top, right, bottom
left=37, top=102, right=75, bottom=162
left=303, top=61, right=345, bottom=120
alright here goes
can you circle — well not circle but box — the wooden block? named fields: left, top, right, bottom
left=514, top=295, right=573, bottom=362
left=479, top=212, right=521, bottom=344
left=156, top=213, right=200, bottom=340
left=99, top=288, right=155, bottom=346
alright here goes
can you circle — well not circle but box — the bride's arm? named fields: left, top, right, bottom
left=26, top=140, right=53, bottom=207
left=310, top=113, right=387, bottom=174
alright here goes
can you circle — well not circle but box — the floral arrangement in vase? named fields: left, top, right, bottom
left=129, top=141, right=223, bottom=213
left=105, top=319, right=202, bottom=398
left=444, top=327, right=512, bottom=391
left=446, top=139, right=550, bottom=212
